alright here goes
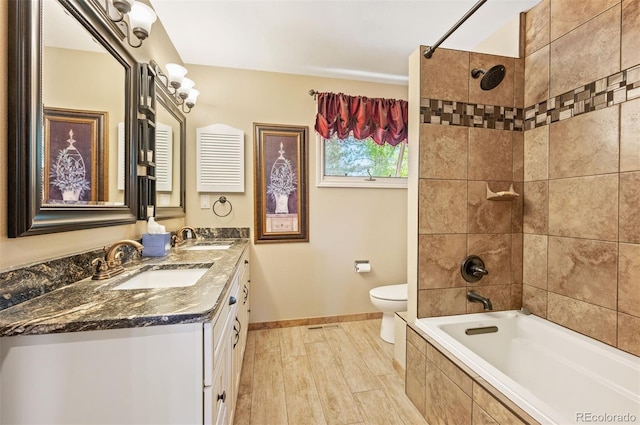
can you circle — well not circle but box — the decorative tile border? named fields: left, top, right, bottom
left=419, top=63, right=640, bottom=132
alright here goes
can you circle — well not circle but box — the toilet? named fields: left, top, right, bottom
left=369, top=283, right=408, bottom=343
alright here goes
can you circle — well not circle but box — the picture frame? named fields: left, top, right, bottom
left=254, top=123, right=309, bottom=243
left=43, top=107, right=108, bottom=204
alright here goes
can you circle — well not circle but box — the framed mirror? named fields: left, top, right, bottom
left=7, top=0, right=138, bottom=237
left=154, top=82, right=186, bottom=220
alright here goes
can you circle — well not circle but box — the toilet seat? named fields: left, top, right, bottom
left=369, top=283, right=407, bottom=301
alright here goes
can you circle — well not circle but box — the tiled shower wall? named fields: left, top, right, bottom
left=520, top=0, right=640, bottom=356
left=416, top=0, right=640, bottom=357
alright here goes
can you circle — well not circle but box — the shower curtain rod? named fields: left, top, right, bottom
left=423, top=0, right=487, bottom=59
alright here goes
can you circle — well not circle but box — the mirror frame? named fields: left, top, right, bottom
left=7, top=0, right=138, bottom=237
left=154, top=81, right=186, bottom=220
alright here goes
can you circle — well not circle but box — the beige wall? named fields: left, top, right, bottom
left=184, top=65, right=408, bottom=323
left=521, top=0, right=640, bottom=355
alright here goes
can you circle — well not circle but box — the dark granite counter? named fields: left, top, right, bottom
left=0, top=239, right=249, bottom=337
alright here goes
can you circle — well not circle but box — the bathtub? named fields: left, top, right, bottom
left=414, top=310, right=640, bottom=425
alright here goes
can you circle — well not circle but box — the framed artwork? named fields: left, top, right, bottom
left=43, top=107, right=108, bottom=204
left=254, top=123, right=309, bottom=243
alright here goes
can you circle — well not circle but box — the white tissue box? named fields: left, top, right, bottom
left=142, top=233, right=171, bottom=257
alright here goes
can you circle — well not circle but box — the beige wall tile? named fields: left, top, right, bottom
left=621, top=97, right=640, bottom=172
left=547, top=292, right=617, bottom=345
left=550, top=0, right=620, bottom=41
left=523, top=234, right=548, bottom=289
left=525, top=0, right=550, bottom=55
left=524, top=125, right=549, bottom=181
left=523, top=181, right=548, bottom=234
left=419, top=234, right=467, bottom=290
left=419, top=179, right=468, bottom=234
left=618, top=312, right=640, bottom=356
left=512, top=182, right=524, bottom=234
left=466, top=285, right=512, bottom=313
left=425, top=360, right=472, bottom=425
left=418, top=288, right=467, bottom=318
left=548, top=106, right=619, bottom=178
left=523, top=284, right=548, bottom=317
left=467, top=234, right=512, bottom=286
left=622, top=0, right=640, bottom=69
left=550, top=5, right=621, bottom=97
left=473, top=403, right=499, bottom=425
left=511, top=233, right=523, bottom=285
left=511, top=283, right=523, bottom=310
left=548, top=237, right=618, bottom=309
left=468, top=181, right=513, bottom=234
left=427, top=343, right=473, bottom=397
left=513, top=132, right=524, bottom=182
left=420, top=124, right=468, bottom=179
left=472, top=384, right=529, bottom=425
left=619, top=243, right=640, bottom=317
left=524, top=45, right=550, bottom=107
left=421, top=48, right=469, bottom=103
left=469, top=54, right=515, bottom=107
left=405, top=337, right=427, bottom=417
left=468, top=128, right=513, bottom=181
left=620, top=172, right=640, bottom=243
left=548, top=175, right=618, bottom=241
left=514, top=58, right=525, bottom=109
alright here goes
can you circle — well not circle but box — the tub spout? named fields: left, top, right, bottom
left=467, top=290, right=493, bottom=310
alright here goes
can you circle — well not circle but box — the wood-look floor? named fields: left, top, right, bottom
left=233, top=319, right=429, bottom=425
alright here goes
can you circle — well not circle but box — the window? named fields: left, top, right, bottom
left=317, top=135, right=408, bottom=188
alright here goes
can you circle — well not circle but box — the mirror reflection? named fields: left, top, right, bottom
left=42, top=0, right=125, bottom=206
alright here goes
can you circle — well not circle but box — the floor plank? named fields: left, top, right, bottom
left=280, top=326, right=308, bottom=358
left=353, top=389, right=404, bottom=425
left=282, top=355, right=327, bottom=425
left=340, top=321, right=396, bottom=376
left=250, top=350, right=288, bottom=424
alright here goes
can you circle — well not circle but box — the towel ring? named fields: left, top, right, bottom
left=212, top=196, right=233, bottom=217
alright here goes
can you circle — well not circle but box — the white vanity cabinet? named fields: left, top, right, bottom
left=230, top=252, right=250, bottom=423
left=0, top=250, right=251, bottom=425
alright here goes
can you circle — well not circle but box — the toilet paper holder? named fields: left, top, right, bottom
left=354, top=260, right=371, bottom=273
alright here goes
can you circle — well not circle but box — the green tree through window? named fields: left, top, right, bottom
left=323, top=135, right=408, bottom=179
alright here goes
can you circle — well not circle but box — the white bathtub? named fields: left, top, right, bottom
left=415, top=310, right=640, bottom=425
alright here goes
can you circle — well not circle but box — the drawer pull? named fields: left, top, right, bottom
left=229, top=296, right=237, bottom=305
left=217, top=391, right=226, bottom=402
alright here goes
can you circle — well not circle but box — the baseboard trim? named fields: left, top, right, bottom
left=248, top=312, right=383, bottom=331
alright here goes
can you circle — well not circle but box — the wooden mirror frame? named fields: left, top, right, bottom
left=7, top=0, right=138, bottom=237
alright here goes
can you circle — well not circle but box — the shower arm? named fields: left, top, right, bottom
left=423, top=0, right=488, bottom=59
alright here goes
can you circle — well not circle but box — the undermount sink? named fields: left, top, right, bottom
left=112, top=265, right=211, bottom=290
left=183, top=244, right=231, bottom=251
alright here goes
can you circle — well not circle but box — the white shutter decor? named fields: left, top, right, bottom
left=155, top=122, right=173, bottom=191
left=196, top=123, right=245, bottom=193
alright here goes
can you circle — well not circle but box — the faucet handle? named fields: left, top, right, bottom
left=91, top=257, right=108, bottom=272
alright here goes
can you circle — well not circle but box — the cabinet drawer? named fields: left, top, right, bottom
left=213, top=279, right=240, bottom=358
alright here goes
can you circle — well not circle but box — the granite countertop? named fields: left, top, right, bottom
left=0, top=239, right=249, bottom=337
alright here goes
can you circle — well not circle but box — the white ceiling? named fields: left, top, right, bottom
left=149, top=0, right=540, bottom=85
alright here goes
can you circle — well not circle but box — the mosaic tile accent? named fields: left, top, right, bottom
left=419, top=98, right=524, bottom=131
left=420, top=64, right=640, bottom=132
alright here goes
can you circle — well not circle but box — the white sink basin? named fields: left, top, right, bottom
left=184, top=245, right=231, bottom=251
left=112, top=268, right=209, bottom=290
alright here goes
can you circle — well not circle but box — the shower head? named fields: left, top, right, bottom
left=471, top=65, right=506, bottom=90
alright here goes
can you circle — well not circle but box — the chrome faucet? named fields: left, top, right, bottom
left=92, top=239, right=143, bottom=280
left=467, top=290, right=493, bottom=311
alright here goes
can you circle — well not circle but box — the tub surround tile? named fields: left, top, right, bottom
left=549, top=5, right=621, bottom=98
left=419, top=234, right=467, bottom=289
left=511, top=233, right=524, bottom=285
left=515, top=58, right=525, bottom=109
left=469, top=54, right=516, bottom=108
left=620, top=98, right=640, bottom=172
left=407, top=326, right=428, bottom=355
left=622, top=0, right=640, bottom=70
left=425, top=359, right=472, bottom=425
left=405, top=332, right=427, bottom=416
left=467, top=234, right=512, bottom=286
left=420, top=124, right=468, bottom=179
left=421, top=47, right=470, bottom=103
left=466, top=285, right=512, bottom=313
left=523, top=284, right=548, bottom=318
left=511, top=182, right=524, bottom=234
left=550, top=0, right=620, bottom=41
left=473, top=403, right=499, bottom=425
left=473, top=383, right=533, bottom=425
left=427, top=343, right=473, bottom=397
left=525, top=0, right=550, bottom=55
left=524, top=125, right=549, bottom=181
left=523, top=181, right=548, bottom=235
left=618, top=312, right=640, bottom=356
left=510, top=284, right=523, bottom=310
left=548, top=105, right=619, bottom=179
left=618, top=243, right=640, bottom=317
left=547, top=292, right=617, bottom=346
left=525, top=45, right=550, bottom=107
left=419, top=180, right=468, bottom=234
left=468, top=129, right=513, bottom=181
left=513, top=132, right=525, bottom=182
left=418, top=288, right=466, bottom=318
left=548, top=175, right=618, bottom=241
left=547, top=237, right=618, bottom=309
left=620, top=172, right=640, bottom=243
left=468, top=181, right=513, bottom=234
left=523, top=234, right=548, bottom=290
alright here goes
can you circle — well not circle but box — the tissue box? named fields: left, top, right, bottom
left=142, top=233, right=171, bottom=257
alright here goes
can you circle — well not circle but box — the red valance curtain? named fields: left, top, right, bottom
left=314, top=92, right=408, bottom=146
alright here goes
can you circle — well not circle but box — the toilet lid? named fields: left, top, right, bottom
left=370, top=283, right=407, bottom=301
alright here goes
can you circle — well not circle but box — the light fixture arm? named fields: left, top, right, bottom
left=104, top=0, right=155, bottom=49
left=149, top=60, right=198, bottom=113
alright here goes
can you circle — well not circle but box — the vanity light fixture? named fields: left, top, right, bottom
left=106, top=0, right=157, bottom=48
left=150, top=61, right=200, bottom=113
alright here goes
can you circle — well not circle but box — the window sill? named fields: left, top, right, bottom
left=317, top=176, right=407, bottom=189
